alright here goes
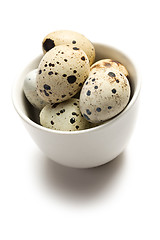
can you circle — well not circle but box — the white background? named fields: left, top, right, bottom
left=1, top=0, right=160, bottom=239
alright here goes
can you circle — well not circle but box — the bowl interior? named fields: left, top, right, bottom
left=13, top=43, right=138, bottom=127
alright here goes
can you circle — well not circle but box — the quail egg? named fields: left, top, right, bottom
left=80, top=68, right=131, bottom=123
left=40, top=98, right=95, bottom=131
left=42, top=30, right=95, bottom=65
left=36, top=44, right=90, bottom=104
left=90, top=59, right=129, bottom=77
left=23, top=69, right=47, bottom=110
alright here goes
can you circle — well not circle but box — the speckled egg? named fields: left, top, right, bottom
left=37, top=44, right=90, bottom=103
left=42, top=30, right=95, bottom=65
left=90, top=59, right=129, bottom=77
left=40, top=98, right=95, bottom=131
left=80, top=68, right=131, bottom=123
left=23, top=69, right=47, bottom=110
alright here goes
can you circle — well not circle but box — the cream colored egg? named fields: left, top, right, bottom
left=42, top=30, right=95, bottom=65
left=80, top=68, right=131, bottom=123
left=23, top=69, right=47, bottom=110
left=90, top=59, right=129, bottom=77
left=40, top=98, right=95, bottom=131
left=36, top=44, right=90, bottom=103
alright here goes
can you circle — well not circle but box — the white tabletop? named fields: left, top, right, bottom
left=1, top=1, right=160, bottom=239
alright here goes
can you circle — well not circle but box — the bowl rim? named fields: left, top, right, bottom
left=12, top=43, right=141, bottom=135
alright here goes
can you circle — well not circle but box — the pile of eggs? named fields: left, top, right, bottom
left=23, top=30, right=131, bottom=131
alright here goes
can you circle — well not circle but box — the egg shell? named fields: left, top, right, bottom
left=80, top=69, right=131, bottom=123
left=90, top=59, right=129, bottom=77
left=40, top=98, right=96, bottom=131
left=23, top=69, right=47, bottom=110
left=37, top=44, right=90, bottom=104
left=42, top=30, right=95, bottom=65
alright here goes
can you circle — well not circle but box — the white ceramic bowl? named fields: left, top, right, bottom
left=12, top=43, right=141, bottom=168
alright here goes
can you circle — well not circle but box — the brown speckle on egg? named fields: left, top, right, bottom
left=103, top=62, right=111, bottom=67
left=48, top=71, right=53, bottom=75
left=111, top=60, right=121, bottom=65
left=108, top=72, right=116, bottom=78
left=67, top=75, right=77, bottom=84
left=73, top=47, right=79, bottom=50
left=43, top=38, right=55, bottom=52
